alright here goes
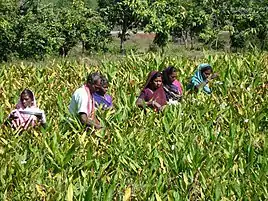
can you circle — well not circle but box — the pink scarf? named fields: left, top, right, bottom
left=9, top=90, right=38, bottom=130
left=84, top=84, right=95, bottom=120
left=173, top=80, right=183, bottom=95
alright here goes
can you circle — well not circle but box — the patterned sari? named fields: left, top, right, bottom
left=8, top=90, right=46, bottom=130
left=138, top=71, right=167, bottom=109
left=162, top=67, right=183, bottom=101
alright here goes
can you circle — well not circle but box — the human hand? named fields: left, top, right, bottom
left=94, top=118, right=104, bottom=129
left=210, top=73, right=219, bottom=79
left=152, top=101, right=163, bottom=111
left=95, top=124, right=103, bottom=129
left=9, top=113, right=18, bottom=120
left=158, top=105, right=165, bottom=112
left=9, top=113, right=15, bottom=119
left=207, top=73, right=218, bottom=82
left=35, top=114, right=43, bottom=120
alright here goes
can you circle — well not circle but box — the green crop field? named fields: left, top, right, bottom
left=0, top=52, right=267, bottom=200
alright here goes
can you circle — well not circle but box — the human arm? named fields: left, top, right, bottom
left=136, top=98, right=152, bottom=108
left=136, top=98, right=163, bottom=111
left=8, top=110, right=18, bottom=120
left=35, top=110, right=46, bottom=128
left=193, top=73, right=218, bottom=91
left=2, top=110, right=17, bottom=127
left=136, top=90, right=154, bottom=108
left=79, top=112, right=102, bottom=129
left=207, top=73, right=219, bottom=82
left=194, top=82, right=207, bottom=91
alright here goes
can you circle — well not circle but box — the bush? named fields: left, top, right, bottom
left=0, top=0, right=110, bottom=61
left=0, top=0, right=18, bottom=61
left=15, top=10, right=61, bottom=59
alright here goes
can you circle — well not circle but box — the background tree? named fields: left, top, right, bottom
left=0, top=0, right=18, bottom=61
left=79, top=9, right=110, bottom=53
left=1, top=0, right=268, bottom=61
left=57, top=0, right=110, bottom=56
left=19, top=0, right=40, bottom=14
left=228, top=1, right=268, bottom=50
left=98, top=0, right=146, bottom=53
left=171, top=0, right=210, bottom=49
left=0, top=0, right=110, bottom=61
left=141, top=0, right=185, bottom=52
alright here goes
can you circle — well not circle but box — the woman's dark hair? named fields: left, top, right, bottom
left=162, top=66, right=177, bottom=84
left=101, top=76, right=109, bottom=86
left=150, top=72, right=162, bottom=82
left=21, top=89, right=34, bottom=100
left=165, top=66, right=177, bottom=75
left=87, top=72, right=101, bottom=85
left=200, top=65, right=213, bottom=74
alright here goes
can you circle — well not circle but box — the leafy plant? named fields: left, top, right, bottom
left=0, top=52, right=267, bottom=200
left=0, top=0, right=110, bottom=61
left=99, top=0, right=146, bottom=53
left=142, top=0, right=186, bottom=51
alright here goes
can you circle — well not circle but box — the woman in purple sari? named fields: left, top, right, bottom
left=93, top=76, right=113, bottom=110
left=136, top=71, right=167, bottom=112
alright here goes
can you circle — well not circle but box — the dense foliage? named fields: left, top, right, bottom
left=0, top=0, right=109, bottom=60
left=99, top=0, right=268, bottom=51
left=0, top=53, right=267, bottom=200
left=1, top=0, right=268, bottom=59
left=98, top=0, right=145, bottom=52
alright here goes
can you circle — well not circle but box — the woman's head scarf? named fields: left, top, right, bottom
left=191, top=63, right=212, bottom=94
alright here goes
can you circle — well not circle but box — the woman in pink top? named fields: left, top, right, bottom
left=162, top=66, right=183, bottom=103
left=6, top=89, right=46, bottom=130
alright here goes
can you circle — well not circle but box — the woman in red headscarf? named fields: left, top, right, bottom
left=136, top=71, right=167, bottom=112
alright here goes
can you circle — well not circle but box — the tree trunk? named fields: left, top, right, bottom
left=190, top=32, right=194, bottom=50
left=82, top=41, right=85, bottom=54
left=153, top=32, right=168, bottom=52
left=120, top=27, right=127, bottom=54
left=180, top=31, right=183, bottom=45
left=184, top=31, right=188, bottom=49
left=59, top=45, right=69, bottom=57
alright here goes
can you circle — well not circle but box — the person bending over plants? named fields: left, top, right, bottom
left=93, top=76, right=113, bottom=110
left=136, top=71, right=167, bottom=112
left=187, top=63, right=218, bottom=94
left=5, top=89, right=46, bottom=130
left=69, top=72, right=102, bottom=129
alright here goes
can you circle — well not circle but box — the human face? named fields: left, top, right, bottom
left=202, top=69, right=212, bottom=79
left=97, top=84, right=108, bottom=96
left=151, top=76, right=162, bottom=90
left=92, top=79, right=102, bottom=93
left=168, top=72, right=177, bottom=83
left=21, top=94, right=33, bottom=108
left=102, top=84, right=108, bottom=94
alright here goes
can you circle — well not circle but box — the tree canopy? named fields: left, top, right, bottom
left=1, top=0, right=268, bottom=61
